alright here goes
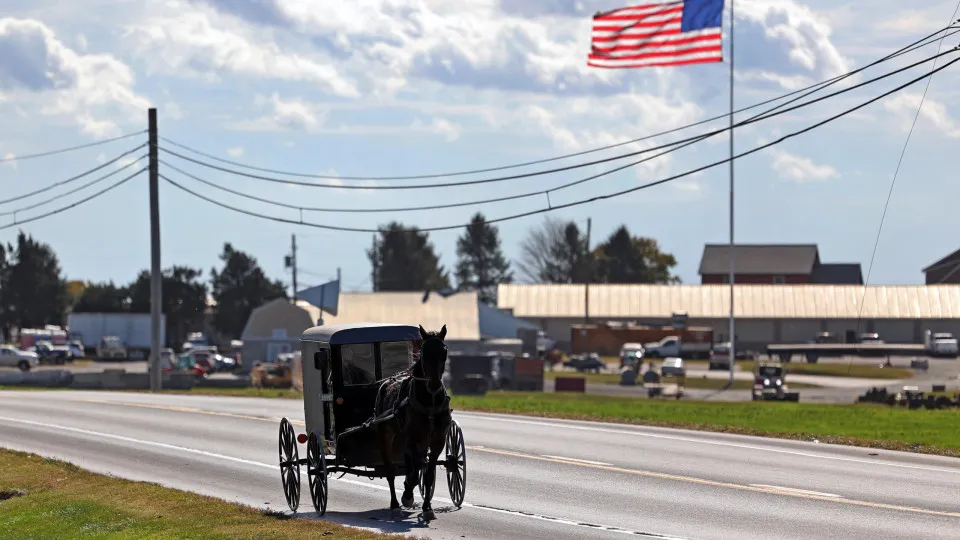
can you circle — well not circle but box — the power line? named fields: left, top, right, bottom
left=0, top=167, right=147, bottom=231
left=164, top=47, right=956, bottom=213
left=0, top=155, right=147, bottom=217
left=850, top=2, right=960, bottom=374
left=162, top=55, right=960, bottom=233
left=158, top=41, right=958, bottom=193
left=0, top=131, right=147, bottom=164
left=156, top=25, right=956, bottom=182
left=0, top=144, right=147, bottom=206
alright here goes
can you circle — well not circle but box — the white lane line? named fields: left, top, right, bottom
left=750, top=484, right=843, bottom=499
left=0, top=415, right=677, bottom=539
left=454, top=412, right=960, bottom=475
left=542, top=455, right=613, bottom=466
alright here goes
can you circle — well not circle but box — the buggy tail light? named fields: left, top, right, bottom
left=297, top=433, right=307, bottom=444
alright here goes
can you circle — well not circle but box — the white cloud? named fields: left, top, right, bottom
left=883, top=92, right=960, bottom=138
left=226, top=146, right=244, bottom=157
left=768, top=147, right=839, bottom=182
left=0, top=17, right=150, bottom=138
left=164, top=101, right=184, bottom=120
left=121, top=2, right=358, bottom=98
left=2, top=152, right=16, bottom=169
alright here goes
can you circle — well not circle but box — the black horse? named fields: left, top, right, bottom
left=373, top=324, right=451, bottom=521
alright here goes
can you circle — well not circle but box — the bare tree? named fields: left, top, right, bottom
left=515, top=217, right=590, bottom=283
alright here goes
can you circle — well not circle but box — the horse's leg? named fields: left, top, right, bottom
left=421, top=430, right=446, bottom=521
left=378, top=425, right=401, bottom=511
left=400, top=435, right=419, bottom=508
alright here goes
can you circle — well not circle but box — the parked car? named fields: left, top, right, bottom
left=68, top=340, right=86, bottom=359
left=563, top=353, right=606, bottom=373
left=709, top=342, right=731, bottom=370
left=0, top=345, right=40, bottom=371
left=97, top=336, right=128, bottom=361
left=32, top=340, right=72, bottom=364
left=660, top=357, right=686, bottom=377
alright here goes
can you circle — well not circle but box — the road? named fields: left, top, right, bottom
left=0, top=391, right=957, bottom=539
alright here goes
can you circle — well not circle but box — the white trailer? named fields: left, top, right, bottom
left=67, top=312, right=166, bottom=350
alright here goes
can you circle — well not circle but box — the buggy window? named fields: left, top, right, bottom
left=381, top=341, right=414, bottom=378
left=340, top=343, right=376, bottom=385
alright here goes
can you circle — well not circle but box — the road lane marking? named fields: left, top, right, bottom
left=24, top=397, right=960, bottom=519
left=542, top=455, right=613, bottom=466
left=0, top=414, right=678, bottom=539
left=749, top=485, right=842, bottom=498
left=466, top=447, right=960, bottom=519
left=452, top=411, right=960, bottom=475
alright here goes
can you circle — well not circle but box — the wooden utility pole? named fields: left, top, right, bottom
left=148, top=108, right=162, bottom=391
left=584, top=217, right=591, bottom=326
left=291, top=233, right=298, bottom=300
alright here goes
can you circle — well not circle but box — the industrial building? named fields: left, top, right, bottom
left=496, top=283, right=960, bottom=352
left=239, top=291, right=540, bottom=369
left=699, top=244, right=863, bottom=285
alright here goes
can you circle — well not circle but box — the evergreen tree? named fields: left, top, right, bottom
left=454, top=213, right=512, bottom=304
left=210, top=243, right=287, bottom=339
left=368, top=222, right=450, bottom=291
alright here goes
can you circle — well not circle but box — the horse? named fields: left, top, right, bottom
left=373, top=324, right=451, bottom=521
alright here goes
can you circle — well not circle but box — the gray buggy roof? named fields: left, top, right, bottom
left=301, top=323, right=421, bottom=345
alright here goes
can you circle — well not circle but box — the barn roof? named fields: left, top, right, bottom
left=699, top=244, right=819, bottom=275
left=497, top=283, right=960, bottom=319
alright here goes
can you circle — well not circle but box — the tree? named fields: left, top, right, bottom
left=72, top=282, right=130, bottom=313
left=593, top=225, right=681, bottom=284
left=516, top=217, right=593, bottom=283
left=0, top=231, right=68, bottom=329
left=368, top=222, right=451, bottom=291
left=210, top=243, right=287, bottom=339
left=128, top=266, right=208, bottom=347
left=454, top=213, right=513, bottom=304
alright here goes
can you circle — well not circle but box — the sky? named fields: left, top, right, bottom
left=2, top=0, right=960, bottom=293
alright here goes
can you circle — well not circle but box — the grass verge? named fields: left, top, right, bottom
left=0, top=447, right=397, bottom=539
left=451, top=391, right=960, bottom=457
left=735, top=361, right=912, bottom=380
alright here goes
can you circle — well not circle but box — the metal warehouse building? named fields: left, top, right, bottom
left=496, top=284, right=960, bottom=351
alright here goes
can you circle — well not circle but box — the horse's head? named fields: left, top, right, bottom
left=417, top=324, right=447, bottom=393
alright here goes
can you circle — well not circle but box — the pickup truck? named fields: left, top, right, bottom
left=925, top=331, right=959, bottom=358
left=643, top=336, right=711, bottom=359
left=0, top=345, right=40, bottom=371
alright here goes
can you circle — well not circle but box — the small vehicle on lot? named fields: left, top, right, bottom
left=252, top=357, right=294, bottom=389
left=68, top=340, right=86, bottom=359
left=162, top=353, right=208, bottom=378
left=660, top=357, right=686, bottom=377
left=97, top=336, right=128, bottom=361
left=563, top=352, right=606, bottom=373
left=0, top=345, right=40, bottom=371
left=751, top=361, right=799, bottom=401
left=32, top=340, right=72, bottom=364
left=277, top=323, right=466, bottom=521
left=619, top=342, right=645, bottom=369
left=709, top=342, right=731, bottom=370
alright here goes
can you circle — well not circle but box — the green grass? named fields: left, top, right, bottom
left=449, top=391, right=960, bottom=457
left=544, top=371, right=819, bottom=390
left=0, top=447, right=398, bottom=539
left=736, top=361, right=912, bottom=380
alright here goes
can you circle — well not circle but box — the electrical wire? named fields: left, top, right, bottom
left=0, top=131, right=147, bottom=164
left=0, top=144, right=148, bottom=205
left=162, top=54, right=960, bottom=233
left=164, top=47, right=957, bottom=213
left=159, top=42, right=959, bottom=192
left=0, top=167, right=147, bottom=231
left=0, top=156, right=147, bottom=217
left=849, top=4, right=960, bottom=374
left=157, top=25, right=957, bottom=182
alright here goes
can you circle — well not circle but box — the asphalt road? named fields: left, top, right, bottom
left=0, top=391, right=957, bottom=539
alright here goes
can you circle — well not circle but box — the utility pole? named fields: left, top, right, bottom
left=584, top=217, right=591, bottom=326
left=371, top=234, right=378, bottom=291
left=290, top=234, right=298, bottom=300
left=148, top=107, right=162, bottom=392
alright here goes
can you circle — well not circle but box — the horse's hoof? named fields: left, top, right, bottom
left=422, top=509, right=436, bottom=521
left=401, top=493, right=415, bottom=508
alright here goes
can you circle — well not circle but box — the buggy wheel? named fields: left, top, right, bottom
left=278, top=417, right=301, bottom=512
left=307, top=432, right=328, bottom=516
left=445, top=419, right=466, bottom=508
left=418, top=453, right=436, bottom=502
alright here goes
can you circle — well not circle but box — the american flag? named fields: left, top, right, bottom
left=588, top=0, right=725, bottom=69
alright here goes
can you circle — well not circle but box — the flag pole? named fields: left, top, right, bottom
left=727, top=0, right=736, bottom=386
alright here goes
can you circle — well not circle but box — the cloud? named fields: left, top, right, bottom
left=768, top=147, right=839, bottom=182
left=122, top=2, right=359, bottom=98
left=226, top=146, right=244, bottom=158
left=164, top=101, right=184, bottom=120
left=410, top=117, right=462, bottom=142
left=0, top=17, right=150, bottom=137
left=883, top=92, right=960, bottom=138
left=2, top=152, right=16, bottom=169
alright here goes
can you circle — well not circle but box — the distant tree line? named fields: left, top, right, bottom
left=1, top=213, right=678, bottom=343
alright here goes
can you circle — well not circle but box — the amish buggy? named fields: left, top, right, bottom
left=277, top=323, right=466, bottom=521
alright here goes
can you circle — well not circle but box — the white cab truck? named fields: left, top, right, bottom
left=0, top=345, right=40, bottom=371
left=924, top=331, right=959, bottom=358
left=643, top=335, right=711, bottom=359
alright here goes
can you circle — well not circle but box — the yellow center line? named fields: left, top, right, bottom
left=66, top=398, right=960, bottom=519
